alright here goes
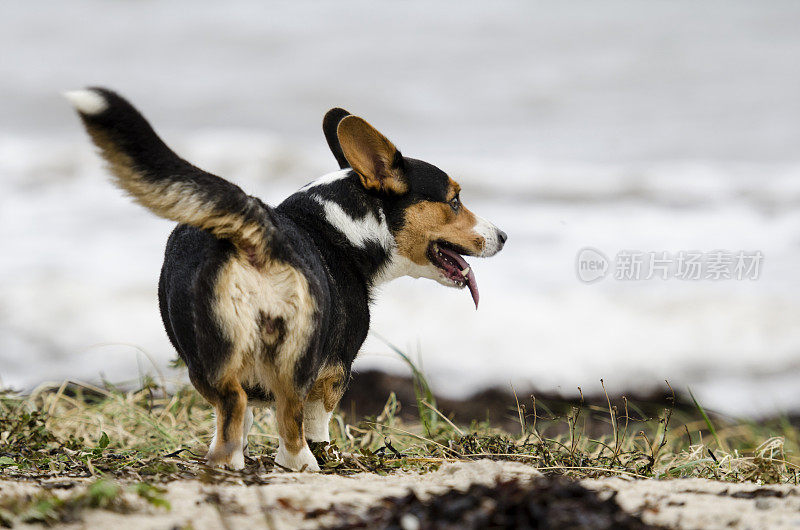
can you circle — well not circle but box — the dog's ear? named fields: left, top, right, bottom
left=323, top=108, right=351, bottom=169
left=337, top=115, right=407, bottom=195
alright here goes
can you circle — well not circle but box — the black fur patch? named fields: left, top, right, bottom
left=242, top=385, right=274, bottom=403
left=258, top=311, right=286, bottom=361
left=322, top=108, right=352, bottom=169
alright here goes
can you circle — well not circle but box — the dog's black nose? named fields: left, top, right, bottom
left=497, top=229, right=507, bottom=245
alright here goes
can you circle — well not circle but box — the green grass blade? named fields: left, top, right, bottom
left=371, top=333, right=438, bottom=434
left=688, top=387, right=724, bottom=450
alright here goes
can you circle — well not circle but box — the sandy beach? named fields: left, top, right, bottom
left=3, top=461, right=799, bottom=529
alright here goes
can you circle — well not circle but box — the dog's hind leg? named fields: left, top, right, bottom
left=242, top=406, right=254, bottom=457
left=206, top=378, right=248, bottom=470
left=274, top=392, right=319, bottom=471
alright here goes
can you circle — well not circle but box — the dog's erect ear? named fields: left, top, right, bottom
left=323, top=108, right=351, bottom=169
left=337, top=115, right=407, bottom=195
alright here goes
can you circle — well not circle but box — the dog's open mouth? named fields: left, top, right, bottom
left=427, top=241, right=479, bottom=308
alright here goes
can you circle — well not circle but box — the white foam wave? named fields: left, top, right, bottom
left=2, top=133, right=800, bottom=416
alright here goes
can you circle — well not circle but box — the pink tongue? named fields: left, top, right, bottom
left=439, top=246, right=480, bottom=309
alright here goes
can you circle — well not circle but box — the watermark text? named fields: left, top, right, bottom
left=576, top=249, right=763, bottom=283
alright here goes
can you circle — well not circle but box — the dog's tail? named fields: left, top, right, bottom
left=65, top=87, right=273, bottom=268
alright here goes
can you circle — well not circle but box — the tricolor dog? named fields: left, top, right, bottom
left=66, top=88, right=507, bottom=471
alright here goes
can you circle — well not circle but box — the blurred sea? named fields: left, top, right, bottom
left=2, top=1, right=800, bottom=416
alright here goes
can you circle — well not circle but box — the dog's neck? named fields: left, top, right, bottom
left=283, top=170, right=401, bottom=289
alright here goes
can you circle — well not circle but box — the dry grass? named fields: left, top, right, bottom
left=0, top=340, right=798, bottom=525
left=0, top=370, right=797, bottom=485
left=1, top=363, right=799, bottom=525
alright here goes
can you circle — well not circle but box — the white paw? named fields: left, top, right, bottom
left=207, top=442, right=245, bottom=470
left=228, top=450, right=245, bottom=470
left=275, top=444, right=320, bottom=472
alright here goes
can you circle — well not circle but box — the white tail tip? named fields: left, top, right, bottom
left=63, top=89, right=108, bottom=115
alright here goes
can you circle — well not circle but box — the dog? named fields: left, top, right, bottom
left=65, top=88, right=507, bottom=471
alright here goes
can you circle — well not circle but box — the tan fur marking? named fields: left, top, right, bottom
left=205, top=376, right=247, bottom=466
left=446, top=178, right=461, bottom=201
left=337, top=116, right=407, bottom=195
left=212, top=254, right=317, bottom=395
left=395, top=201, right=484, bottom=265
left=208, top=253, right=317, bottom=463
left=308, top=365, right=346, bottom=412
left=276, top=391, right=305, bottom=454
left=86, top=128, right=269, bottom=268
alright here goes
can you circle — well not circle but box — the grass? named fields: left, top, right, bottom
left=0, top=479, right=169, bottom=527
left=0, top=351, right=799, bottom=524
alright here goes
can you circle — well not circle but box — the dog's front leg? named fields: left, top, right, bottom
left=303, top=400, right=332, bottom=443
left=274, top=393, right=319, bottom=471
left=304, top=365, right=344, bottom=444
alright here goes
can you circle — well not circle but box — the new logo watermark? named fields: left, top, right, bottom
left=575, top=247, right=610, bottom=283
left=575, top=249, right=763, bottom=283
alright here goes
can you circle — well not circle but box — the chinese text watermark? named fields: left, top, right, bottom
left=576, top=248, right=763, bottom=283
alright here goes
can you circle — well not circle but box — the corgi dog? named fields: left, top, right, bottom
left=65, top=88, right=506, bottom=471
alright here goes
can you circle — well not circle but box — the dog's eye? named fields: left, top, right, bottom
left=449, top=195, right=461, bottom=212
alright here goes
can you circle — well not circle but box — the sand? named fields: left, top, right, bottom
left=2, top=461, right=799, bottom=529
left=585, top=476, right=800, bottom=529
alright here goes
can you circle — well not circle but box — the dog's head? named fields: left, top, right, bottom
left=322, top=109, right=507, bottom=308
